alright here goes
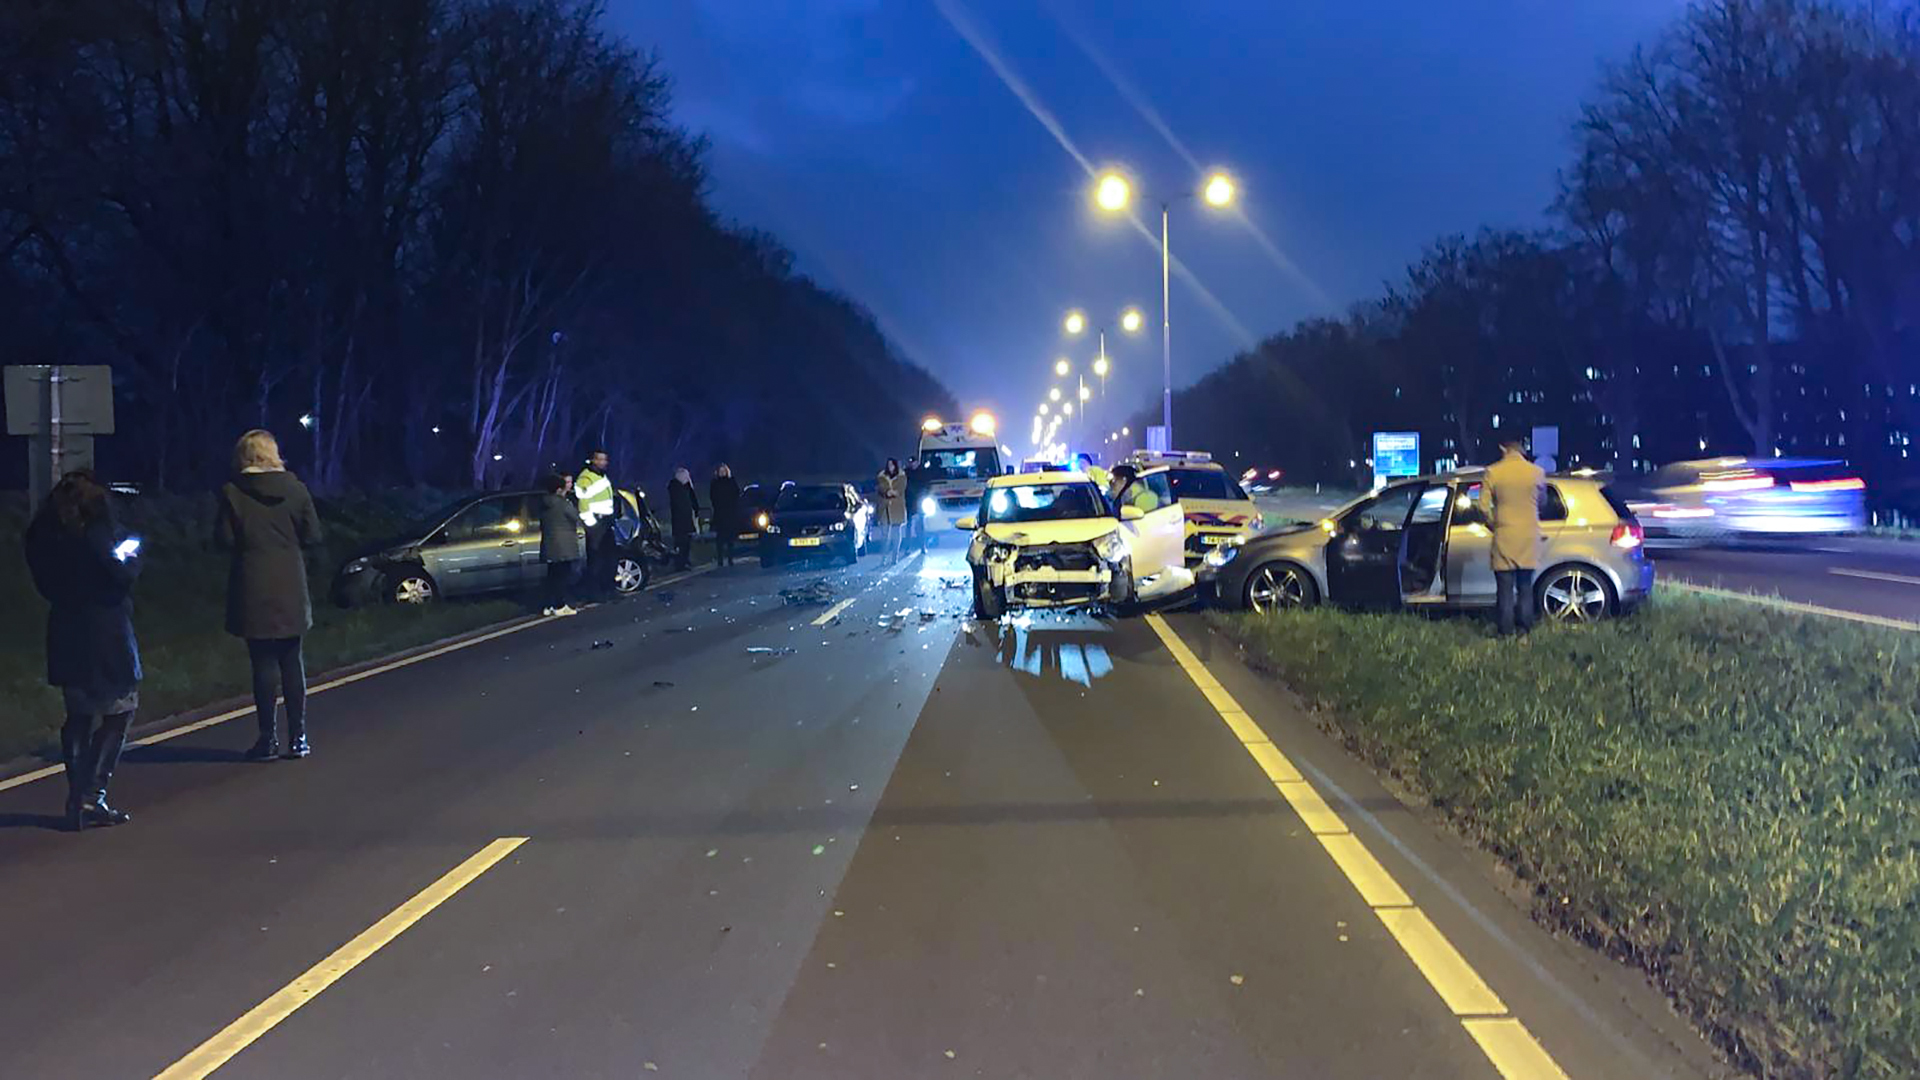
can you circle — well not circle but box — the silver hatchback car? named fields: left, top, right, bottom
left=1199, top=471, right=1654, bottom=621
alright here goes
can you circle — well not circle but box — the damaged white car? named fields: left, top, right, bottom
left=955, top=469, right=1194, bottom=618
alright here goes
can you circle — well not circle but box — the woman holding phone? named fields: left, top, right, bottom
left=216, top=429, right=325, bottom=760
left=24, top=470, right=143, bottom=830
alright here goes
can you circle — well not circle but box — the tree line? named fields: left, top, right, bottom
left=1147, top=0, right=1920, bottom=509
left=0, top=0, right=953, bottom=493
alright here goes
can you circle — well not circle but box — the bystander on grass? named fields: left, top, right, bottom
left=1213, top=596, right=1920, bottom=1078
left=0, top=490, right=520, bottom=764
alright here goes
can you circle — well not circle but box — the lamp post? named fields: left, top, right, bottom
left=1091, top=169, right=1236, bottom=448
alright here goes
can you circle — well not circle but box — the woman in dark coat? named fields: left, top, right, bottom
left=215, top=429, right=324, bottom=761
left=24, top=470, right=143, bottom=830
left=709, top=464, right=742, bottom=568
left=538, top=472, right=584, bottom=615
left=667, top=466, right=700, bottom=571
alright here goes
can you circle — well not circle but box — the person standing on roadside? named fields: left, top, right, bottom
left=876, top=458, right=908, bottom=562
left=1480, top=439, right=1547, bottom=636
left=668, top=466, right=700, bottom=571
left=216, top=429, right=324, bottom=760
left=573, top=450, right=617, bottom=599
left=24, top=471, right=143, bottom=830
left=539, top=473, right=584, bottom=616
left=709, top=464, right=742, bottom=568
left=903, top=458, right=924, bottom=550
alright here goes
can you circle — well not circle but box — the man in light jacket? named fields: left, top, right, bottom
left=1478, top=440, right=1547, bottom=635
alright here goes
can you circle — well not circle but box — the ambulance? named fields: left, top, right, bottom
left=917, top=413, right=1005, bottom=535
left=1126, top=450, right=1263, bottom=563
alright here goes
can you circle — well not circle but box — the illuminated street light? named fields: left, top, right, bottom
left=1078, top=384, right=1091, bottom=402
left=1203, top=171, right=1236, bottom=208
left=1063, top=311, right=1087, bottom=336
left=1093, top=356, right=1110, bottom=378
left=1121, top=308, right=1144, bottom=334
left=1094, top=172, right=1131, bottom=212
left=1049, top=386, right=1062, bottom=402
left=1122, top=426, right=1130, bottom=436
left=298, top=413, right=315, bottom=430
left=1039, top=402, right=1050, bottom=415
left=1054, top=357, right=1071, bottom=378
left=1062, top=403, right=1074, bottom=417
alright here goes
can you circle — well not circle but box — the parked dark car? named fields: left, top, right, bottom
left=332, top=489, right=665, bottom=606
left=758, top=483, right=871, bottom=569
left=732, top=483, right=772, bottom=546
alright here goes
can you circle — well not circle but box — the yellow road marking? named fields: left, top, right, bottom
left=153, top=837, right=528, bottom=1080
left=1144, top=615, right=1567, bottom=1080
left=812, top=598, right=857, bottom=626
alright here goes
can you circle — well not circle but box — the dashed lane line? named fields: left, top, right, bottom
left=1144, top=614, right=1569, bottom=1080
left=1828, top=567, right=1920, bottom=587
left=151, top=837, right=529, bottom=1080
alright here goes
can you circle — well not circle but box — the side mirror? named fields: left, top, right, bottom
left=1119, top=505, right=1145, bottom=522
left=955, top=515, right=978, bottom=531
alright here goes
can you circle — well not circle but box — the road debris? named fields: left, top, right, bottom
left=780, top=579, right=835, bottom=606
left=652, top=680, right=675, bottom=689
left=591, top=640, right=614, bottom=650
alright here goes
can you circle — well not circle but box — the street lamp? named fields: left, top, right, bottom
left=1039, top=402, right=1050, bottom=415
left=1049, top=386, right=1061, bottom=402
left=1121, top=307, right=1144, bottom=334
left=1091, top=167, right=1238, bottom=447
left=1063, top=311, right=1087, bottom=336
left=1054, top=357, right=1071, bottom=378
left=1062, top=403, right=1074, bottom=417
left=1092, top=356, right=1110, bottom=378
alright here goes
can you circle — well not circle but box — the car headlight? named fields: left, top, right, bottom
left=765, top=524, right=782, bottom=535
left=921, top=496, right=938, bottom=517
left=1205, top=543, right=1241, bottom=568
left=342, top=557, right=371, bottom=574
left=1094, top=530, right=1127, bottom=563
left=831, top=521, right=847, bottom=531
left=755, top=512, right=770, bottom=529
left=985, top=541, right=1017, bottom=563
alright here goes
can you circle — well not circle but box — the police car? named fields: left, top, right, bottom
left=1127, top=450, right=1263, bottom=563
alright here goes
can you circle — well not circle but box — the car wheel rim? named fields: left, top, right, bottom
left=614, top=558, right=644, bottom=593
left=394, top=577, right=432, bottom=604
left=1247, top=566, right=1307, bottom=613
left=1542, top=569, right=1607, bottom=622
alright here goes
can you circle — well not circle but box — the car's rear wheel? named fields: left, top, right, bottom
left=1536, top=565, right=1613, bottom=623
left=613, top=554, right=648, bottom=595
left=1244, top=562, right=1317, bottom=613
left=387, top=569, right=436, bottom=605
left=973, top=572, right=1006, bottom=620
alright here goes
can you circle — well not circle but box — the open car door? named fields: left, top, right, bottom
left=1117, top=470, right=1185, bottom=583
left=1324, top=482, right=1423, bottom=608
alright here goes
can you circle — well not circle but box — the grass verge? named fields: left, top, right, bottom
left=1211, top=596, right=1920, bottom=1078
left=1, top=489, right=521, bottom=764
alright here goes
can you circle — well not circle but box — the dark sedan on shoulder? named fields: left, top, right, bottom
left=759, top=483, right=871, bottom=568
left=332, top=489, right=664, bottom=606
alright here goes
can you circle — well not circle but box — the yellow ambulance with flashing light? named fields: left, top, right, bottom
left=1126, top=450, right=1263, bottom=563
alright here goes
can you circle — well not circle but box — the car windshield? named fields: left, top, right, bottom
left=982, top=482, right=1107, bottom=523
left=1167, top=468, right=1247, bottom=501
left=920, top=448, right=1000, bottom=481
left=774, top=486, right=844, bottom=512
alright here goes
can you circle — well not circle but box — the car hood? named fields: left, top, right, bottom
left=769, top=509, right=849, bottom=529
left=980, top=519, right=1121, bottom=546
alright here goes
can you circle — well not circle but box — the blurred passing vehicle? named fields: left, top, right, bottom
left=759, top=483, right=870, bottom=568
left=1201, top=471, right=1652, bottom=622
left=1620, top=457, right=1867, bottom=545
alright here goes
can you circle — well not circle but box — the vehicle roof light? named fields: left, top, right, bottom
left=969, top=412, right=996, bottom=437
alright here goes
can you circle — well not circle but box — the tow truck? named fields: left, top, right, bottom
left=1127, top=450, right=1264, bottom=563
left=917, top=413, right=1005, bottom=536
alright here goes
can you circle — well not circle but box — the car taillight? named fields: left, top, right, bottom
left=1610, top=521, right=1644, bottom=550
left=1790, top=477, right=1865, bottom=493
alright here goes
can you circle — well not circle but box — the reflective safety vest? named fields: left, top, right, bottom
left=1084, top=464, right=1111, bottom=490
left=575, top=467, right=615, bottom=526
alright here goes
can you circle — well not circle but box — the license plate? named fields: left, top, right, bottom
left=1201, top=534, right=1234, bottom=545
left=789, top=537, right=823, bottom=547
left=736, top=532, right=758, bottom=541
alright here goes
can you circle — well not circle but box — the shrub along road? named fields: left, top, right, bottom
left=0, top=547, right=1721, bottom=1079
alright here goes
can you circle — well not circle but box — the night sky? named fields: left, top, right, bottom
left=609, top=1, right=1677, bottom=440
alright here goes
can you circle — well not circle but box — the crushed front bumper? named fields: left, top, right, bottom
left=984, top=543, right=1127, bottom=607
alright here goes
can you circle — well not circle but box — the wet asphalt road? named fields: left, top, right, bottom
left=0, top=547, right=1726, bottom=1079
